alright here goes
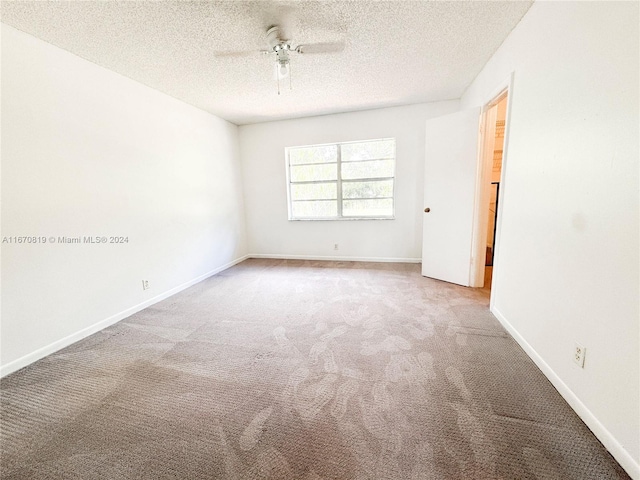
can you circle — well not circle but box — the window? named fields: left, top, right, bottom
left=286, top=138, right=396, bottom=220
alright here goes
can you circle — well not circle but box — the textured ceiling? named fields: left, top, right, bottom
left=1, top=1, right=533, bottom=125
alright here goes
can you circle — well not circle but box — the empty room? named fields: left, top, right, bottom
left=1, top=1, right=638, bottom=479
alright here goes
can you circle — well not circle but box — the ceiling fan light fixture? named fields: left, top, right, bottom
left=279, top=61, right=289, bottom=77
left=262, top=24, right=343, bottom=94
left=275, top=58, right=291, bottom=95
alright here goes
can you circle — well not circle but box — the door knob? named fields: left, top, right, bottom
left=424, top=207, right=431, bottom=213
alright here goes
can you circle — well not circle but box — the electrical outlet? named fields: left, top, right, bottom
left=334, top=243, right=339, bottom=250
left=142, top=280, right=150, bottom=291
left=573, top=342, right=586, bottom=368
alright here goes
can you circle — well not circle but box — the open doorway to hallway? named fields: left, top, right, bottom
left=483, top=94, right=507, bottom=290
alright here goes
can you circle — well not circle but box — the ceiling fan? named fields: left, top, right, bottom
left=215, top=25, right=345, bottom=94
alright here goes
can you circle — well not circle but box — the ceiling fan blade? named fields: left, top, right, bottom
left=295, top=42, right=345, bottom=54
left=213, top=50, right=262, bottom=58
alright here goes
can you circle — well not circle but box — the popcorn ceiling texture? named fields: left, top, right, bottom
left=0, top=1, right=532, bottom=125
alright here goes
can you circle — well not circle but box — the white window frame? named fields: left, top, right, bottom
left=286, top=138, right=396, bottom=221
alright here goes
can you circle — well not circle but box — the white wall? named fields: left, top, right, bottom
left=0, top=24, right=247, bottom=373
left=461, top=2, right=639, bottom=476
left=239, top=101, right=458, bottom=261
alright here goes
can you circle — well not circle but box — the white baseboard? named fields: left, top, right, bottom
left=0, top=254, right=250, bottom=378
left=491, top=306, right=639, bottom=480
left=248, top=253, right=422, bottom=264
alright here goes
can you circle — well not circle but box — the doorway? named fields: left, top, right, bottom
left=483, top=95, right=507, bottom=290
left=421, top=75, right=512, bottom=291
left=469, top=81, right=511, bottom=294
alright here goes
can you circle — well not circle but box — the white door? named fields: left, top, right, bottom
left=422, top=108, right=481, bottom=286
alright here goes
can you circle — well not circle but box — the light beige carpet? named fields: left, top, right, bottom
left=0, top=259, right=630, bottom=479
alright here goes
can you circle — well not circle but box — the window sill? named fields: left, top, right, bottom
left=288, top=217, right=395, bottom=221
